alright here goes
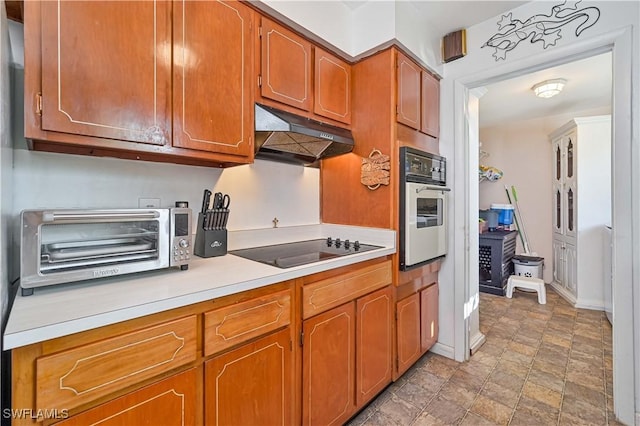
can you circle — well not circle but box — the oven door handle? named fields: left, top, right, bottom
left=43, top=211, right=161, bottom=222
left=415, top=185, right=451, bottom=194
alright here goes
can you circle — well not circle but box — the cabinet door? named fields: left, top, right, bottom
left=565, top=242, right=578, bottom=296
left=553, top=182, right=563, bottom=235
left=303, top=302, right=355, bottom=426
left=356, top=287, right=392, bottom=406
left=173, top=0, right=253, bottom=158
left=552, top=238, right=564, bottom=285
left=205, top=328, right=292, bottom=426
left=396, top=293, right=421, bottom=376
left=420, top=71, right=439, bottom=138
left=420, top=283, right=439, bottom=352
left=564, top=180, right=577, bottom=240
left=40, top=1, right=171, bottom=145
left=314, top=47, right=351, bottom=124
left=260, top=18, right=312, bottom=111
left=396, top=52, right=421, bottom=130
left=56, top=369, right=197, bottom=426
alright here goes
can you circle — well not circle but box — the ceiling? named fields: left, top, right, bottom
left=479, top=52, right=612, bottom=128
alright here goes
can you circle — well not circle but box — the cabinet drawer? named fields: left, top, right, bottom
left=204, top=289, right=291, bottom=356
left=302, top=260, right=392, bottom=319
left=36, top=315, right=197, bottom=412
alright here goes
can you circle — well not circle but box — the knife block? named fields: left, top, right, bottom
left=194, top=213, right=227, bottom=258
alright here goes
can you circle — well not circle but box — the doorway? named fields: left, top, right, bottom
left=453, top=28, right=634, bottom=424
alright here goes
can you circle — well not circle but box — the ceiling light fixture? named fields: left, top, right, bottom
left=532, top=78, right=567, bottom=98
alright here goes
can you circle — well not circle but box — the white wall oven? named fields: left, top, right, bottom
left=399, top=147, right=449, bottom=270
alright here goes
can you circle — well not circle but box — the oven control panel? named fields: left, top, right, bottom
left=401, top=146, right=446, bottom=186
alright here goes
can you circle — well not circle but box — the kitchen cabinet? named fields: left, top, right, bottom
left=259, top=17, right=312, bottom=112
left=396, top=51, right=440, bottom=138
left=301, top=260, right=393, bottom=424
left=395, top=292, right=421, bottom=376
left=549, top=116, right=611, bottom=308
left=24, top=0, right=254, bottom=167
left=322, top=48, right=442, bottom=382
left=54, top=368, right=198, bottom=426
left=396, top=280, right=440, bottom=378
left=11, top=281, right=293, bottom=426
left=314, top=47, right=352, bottom=124
left=257, top=17, right=352, bottom=126
left=421, top=70, right=440, bottom=138
left=206, top=328, right=292, bottom=426
left=172, top=0, right=254, bottom=158
left=302, top=302, right=356, bottom=426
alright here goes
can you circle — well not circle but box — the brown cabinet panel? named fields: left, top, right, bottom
left=205, top=328, right=292, bottom=426
left=421, top=71, right=440, bottom=138
left=55, top=368, right=198, bottom=426
left=356, top=286, right=392, bottom=406
left=303, top=302, right=356, bottom=426
left=173, top=0, right=254, bottom=158
left=396, top=293, right=421, bottom=376
left=420, top=283, right=439, bottom=352
left=314, top=47, right=351, bottom=124
left=396, top=51, right=421, bottom=130
left=40, top=1, right=171, bottom=145
left=36, top=315, right=197, bottom=412
left=203, top=289, right=291, bottom=356
left=302, top=260, right=392, bottom=319
left=260, top=18, right=312, bottom=111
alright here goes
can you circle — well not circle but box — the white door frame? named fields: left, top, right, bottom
left=452, top=27, right=635, bottom=424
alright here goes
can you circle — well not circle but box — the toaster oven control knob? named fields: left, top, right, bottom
left=335, top=238, right=341, bottom=248
left=179, top=239, right=190, bottom=248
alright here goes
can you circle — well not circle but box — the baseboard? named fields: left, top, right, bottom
left=469, top=331, right=486, bottom=355
left=429, top=342, right=455, bottom=360
left=574, top=298, right=605, bottom=311
left=549, top=282, right=577, bottom=305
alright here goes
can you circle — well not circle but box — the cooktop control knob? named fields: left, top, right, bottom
left=354, top=240, right=360, bottom=250
left=335, top=238, right=341, bottom=248
left=179, top=239, right=189, bottom=248
left=326, top=237, right=333, bottom=246
left=344, top=239, right=350, bottom=249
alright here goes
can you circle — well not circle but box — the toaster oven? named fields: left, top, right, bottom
left=20, top=208, right=192, bottom=296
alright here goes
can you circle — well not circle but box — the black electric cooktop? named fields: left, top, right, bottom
left=230, top=238, right=383, bottom=269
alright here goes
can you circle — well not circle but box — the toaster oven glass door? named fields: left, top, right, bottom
left=39, top=219, right=162, bottom=275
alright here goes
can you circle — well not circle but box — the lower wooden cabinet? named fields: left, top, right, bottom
left=302, top=286, right=393, bottom=425
left=302, top=302, right=355, bottom=426
left=205, top=328, right=292, bottom=426
left=396, top=292, right=421, bottom=376
left=55, top=368, right=198, bottom=426
left=396, top=282, right=440, bottom=377
left=356, top=286, right=393, bottom=406
left=420, top=283, right=439, bottom=352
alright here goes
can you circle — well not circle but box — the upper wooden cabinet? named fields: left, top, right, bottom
left=421, top=71, right=440, bottom=138
left=257, top=17, right=352, bottom=126
left=39, top=1, right=172, bottom=145
left=396, top=51, right=440, bottom=138
left=396, top=51, right=421, bottom=130
left=25, top=0, right=254, bottom=167
left=259, top=17, right=312, bottom=112
left=314, top=47, right=352, bottom=124
left=172, top=0, right=254, bottom=158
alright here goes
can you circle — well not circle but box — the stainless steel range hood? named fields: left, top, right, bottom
left=254, top=104, right=354, bottom=166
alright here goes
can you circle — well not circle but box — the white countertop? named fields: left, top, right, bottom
left=4, top=224, right=395, bottom=350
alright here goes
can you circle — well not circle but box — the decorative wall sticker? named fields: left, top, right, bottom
left=483, top=0, right=600, bottom=61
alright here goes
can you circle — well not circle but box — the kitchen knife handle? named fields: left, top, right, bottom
left=201, top=190, right=212, bottom=214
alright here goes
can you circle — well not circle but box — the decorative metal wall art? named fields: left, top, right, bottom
left=483, top=0, right=600, bottom=61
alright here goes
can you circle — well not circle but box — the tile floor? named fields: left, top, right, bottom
left=347, top=287, right=620, bottom=425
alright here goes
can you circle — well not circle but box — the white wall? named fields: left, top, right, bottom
left=479, top=106, right=611, bottom=283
